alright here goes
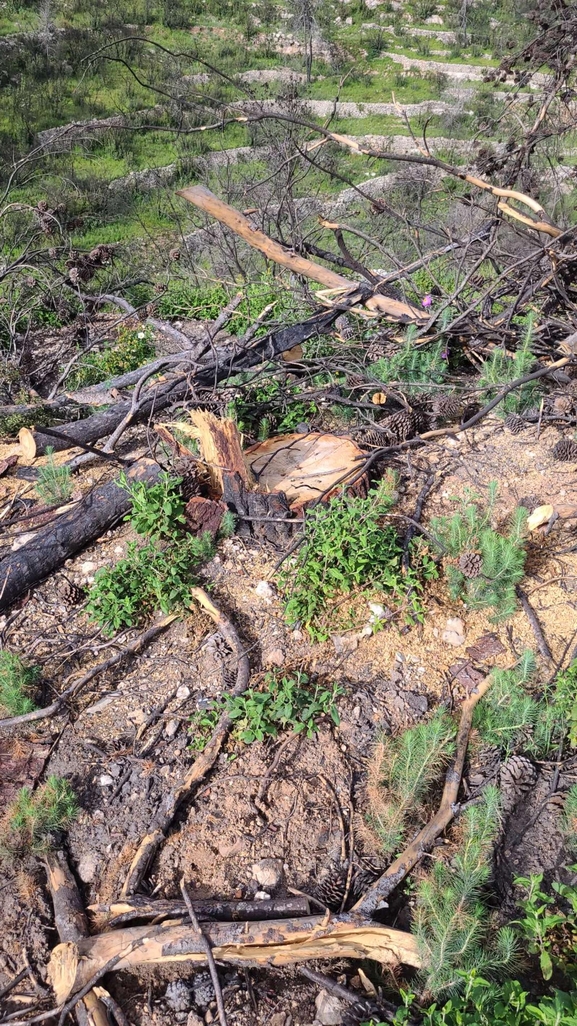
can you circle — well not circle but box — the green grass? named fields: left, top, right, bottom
left=0, top=776, right=77, bottom=857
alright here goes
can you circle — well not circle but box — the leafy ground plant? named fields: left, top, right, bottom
left=478, top=314, right=540, bottom=416
left=280, top=476, right=438, bottom=640
left=86, top=473, right=215, bottom=634
left=36, top=447, right=73, bottom=505
left=0, top=651, right=40, bottom=716
left=189, top=671, right=343, bottom=750
left=430, top=482, right=527, bottom=619
left=0, top=776, right=77, bottom=858
left=68, top=326, right=155, bottom=390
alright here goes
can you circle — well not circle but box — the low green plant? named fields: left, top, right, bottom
left=562, top=786, right=577, bottom=849
left=386, top=975, right=577, bottom=1025
left=473, top=650, right=538, bottom=755
left=478, top=315, right=540, bottom=415
left=414, top=786, right=517, bottom=997
left=0, top=651, right=40, bottom=716
left=534, top=661, right=577, bottom=755
left=86, top=472, right=216, bottom=635
left=68, top=326, right=156, bottom=390
left=227, top=378, right=317, bottom=439
left=280, top=476, right=438, bottom=640
left=36, top=447, right=73, bottom=505
left=430, top=482, right=528, bottom=619
left=0, top=776, right=77, bottom=857
left=513, top=873, right=567, bottom=981
left=370, top=325, right=448, bottom=392
left=189, top=671, right=343, bottom=749
left=367, top=712, right=456, bottom=857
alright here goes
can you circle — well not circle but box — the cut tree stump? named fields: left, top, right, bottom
left=0, top=459, right=161, bottom=611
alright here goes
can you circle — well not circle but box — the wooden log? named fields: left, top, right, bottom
left=0, top=459, right=161, bottom=612
left=46, top=851, right=111, bottom=1026
left=89, top=895, right=311, bottom=927
left=177, top=186, right=426, bottom=324
left=47, top=915, right=422, bottom=1003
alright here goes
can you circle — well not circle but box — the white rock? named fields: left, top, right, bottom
left=263, top=648, right=285, bottom=668
left=251, top=857, right=283, bottom=891
left=442, top=617, right=466, bottom=647
left=315, top=989, right=344, bottom=1025
left=186, top=1014, right=203, bottom=1026
left=254, top=890, right=271, bottom=900
left=255, top=580, right=276, bottom=602
left=77, top=854, right=97, bottom=883
left=164, top=718, right=179, bottom=737
left=99, top=774, right=114, bottom=787
left=80, top=560, right=97, bottom=573
left=176, top=685, right=191, bottom=700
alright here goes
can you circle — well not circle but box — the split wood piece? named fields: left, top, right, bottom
left=89, top=896, right=310, bottom=928
left=46, top=850, right=111, bottom=1026
left=186, top=409, right=255, bottom=497
left=48, top=915, right=421, bottom=1004
left=121, top=587, right=251, bottom=897
left=177, top=186, right=426, bottom=324
left=0, top=458, right=161, bottom=613
left=352, top=672, right=494, bottom=916
left=246, top=432, right=368, bottom=508
left=0, top=615, right=177, bottom=729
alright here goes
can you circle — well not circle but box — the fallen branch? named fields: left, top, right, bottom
left=516, top=586, right=553, bottom=661
left=88, top=895, right=310, bottom=927
left=47, top=915, right=422, bottom=1003
left=177, top=186, right=426, bottom=324
left=121, top=587, right=251, bottom=897
left=45, top=850, right=111, bottom=1026
left=0, top=459, right=162, bottom=613
left=352, top=671, right=494, bottom=916
left=0, top=615, right=177, bottom=729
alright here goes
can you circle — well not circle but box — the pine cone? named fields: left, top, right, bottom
left=504, top=413, right=525, bottom=434
left=432, top=395, right=465, bottom=421
left=343, top=998, right=384, bottom=1026
left=549, top=393, right=575, bottom=417
left=380, top=408, right=429, bottom=444
left=552, top=438, right=577, bottom=461
left=357, top=429, right=387, bottom=449
left=522, top=407, right=540, bottom=423
left=314, top=865, right=349, bottom=911
left=334, top=314, right=355, bottom=341
left=517, top=495, right=542, bottom=513
left=458, top=551, right=483, bottom=578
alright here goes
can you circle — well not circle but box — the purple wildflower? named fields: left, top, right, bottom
left=422, top=294, right=433, bottom=309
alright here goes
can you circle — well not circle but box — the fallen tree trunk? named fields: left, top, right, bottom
left=0, top=459, right=161, bottom=612
left=20, top=305, right=348, bottom=459
left=47, top=915, right=422, bottom=1003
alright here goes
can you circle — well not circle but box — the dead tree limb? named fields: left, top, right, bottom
left=0, top=615, right=177, bottom=729
left=47, top=916, right=422, bottom=1004
left=176, top=186, right=426, bottom=323
left=121, top=587, right=251, bottom=897
left=0, top=459, right=161, bottom=613
left=180, top=879, right=227, bottom=1026
left=352, top=672, right=494, bottom=916
left=88, top=895, right=310, bottom=927
left=45, top=850, right=111, bottom=1026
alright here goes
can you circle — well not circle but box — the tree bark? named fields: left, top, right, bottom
left=0, top=459, right=161, bottom=612
left=89, top=895, right=311, bottom=927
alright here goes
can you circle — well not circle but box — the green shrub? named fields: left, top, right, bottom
left=369, top=325, right=448, bottom=391
left=431, top=483, right=527, bottom=619
left=280, top=477, right=438, bottom=640
left=68, top=326, right=155, bottom=389
left=473, top=650, right=538, bottom=756
left=189, top=670, right=343, bottom=749
left=36, top=447, right=73, bottom=505
left=227, top=377, right=318, bottom=439
left=0, top=652, right=40, bottom=716
left=1, top=776, right=77, bottom=857
left=563, top=786, right=577, bottom=849
left=86, top=472, right=215, bottom=635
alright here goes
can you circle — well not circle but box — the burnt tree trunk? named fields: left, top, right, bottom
left=0, top=459, right=161, bottom=611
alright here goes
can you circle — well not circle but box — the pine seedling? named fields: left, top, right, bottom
left=431, top=483, right=528, bottom=620
left=1, top=776, right=77, bottom=857
left=533, top=659, right=577, bottom=755
left=478, top=313, right=540, bottom=415
left=473, top=650, right=538, bottom=756
left=414, top=786, right=518, bottom=997
left=36, top=447, right=73, bottom=505
left=0, top=651, right=40, bottom=716
left=370, top=323, right=448, bottom=392
left=367, top=712, right=457, bottom=856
